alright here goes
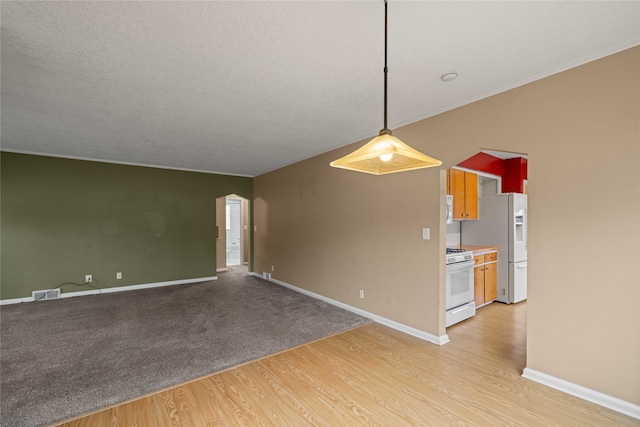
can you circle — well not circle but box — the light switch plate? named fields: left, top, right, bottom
left=422, top=228, right=430, bottom=240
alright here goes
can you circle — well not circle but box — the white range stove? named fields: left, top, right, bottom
left=445, top=248, right=476, bottom=327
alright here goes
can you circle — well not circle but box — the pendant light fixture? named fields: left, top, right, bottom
left=330, top=0, right=442, bottom=175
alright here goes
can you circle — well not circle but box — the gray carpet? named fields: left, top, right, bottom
left=0, top=266, right=370, bottom=427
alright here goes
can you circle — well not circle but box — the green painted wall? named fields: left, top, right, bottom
left=1, top=152, right=253, bottom=300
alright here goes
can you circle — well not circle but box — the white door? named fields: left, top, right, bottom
left=226, top=199, right=242, bottom=265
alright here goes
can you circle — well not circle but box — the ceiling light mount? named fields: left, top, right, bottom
left=441, top=72, right=459, bottom=82
left=330, top=0, right=441, bottom=175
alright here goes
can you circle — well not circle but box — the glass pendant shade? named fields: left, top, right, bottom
left=330, top=130, right=442, bottom=175
left=330, top=0, right=441, bottom=175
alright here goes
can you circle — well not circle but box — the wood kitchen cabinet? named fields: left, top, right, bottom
left=474, top=251, right=498, bottom=307
left=484, top=262, right=497, bottom=302
left=446, top=168, right=478, bottom=220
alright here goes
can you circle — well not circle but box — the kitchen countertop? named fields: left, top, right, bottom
left=449, top=244, right=499, bottom=254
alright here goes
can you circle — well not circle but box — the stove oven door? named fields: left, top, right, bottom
left=446, top=260, right=475, bottom=310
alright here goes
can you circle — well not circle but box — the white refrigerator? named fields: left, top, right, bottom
left=461, top=193, right=527, bottom=304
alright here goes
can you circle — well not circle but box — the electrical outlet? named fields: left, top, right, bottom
left=116, top=272, right=122, bottom=280
left=85, top=274, right=92, bottom=283
left=271, top=265, right=275, bottom=272
left=359, top=290, right=365, bottom=299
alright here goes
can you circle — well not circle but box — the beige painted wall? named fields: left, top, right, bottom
left=254, top=47, right=639, bottom=404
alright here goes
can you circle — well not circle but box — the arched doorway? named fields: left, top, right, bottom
left=216, top=194, right=250, bottom=272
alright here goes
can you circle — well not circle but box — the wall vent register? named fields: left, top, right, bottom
left=32, top=289, right=61, bottom=301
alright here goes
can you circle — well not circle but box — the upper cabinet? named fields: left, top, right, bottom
left=446, top=169, right=478, bottom=220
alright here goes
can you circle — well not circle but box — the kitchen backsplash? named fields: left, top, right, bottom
left=446, top=222, right=461, bottom=247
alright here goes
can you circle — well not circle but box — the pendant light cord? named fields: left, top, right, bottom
left=383, top=0, right=389, bottom=132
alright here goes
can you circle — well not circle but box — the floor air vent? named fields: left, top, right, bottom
left=32, top=289, right=61, bottom=301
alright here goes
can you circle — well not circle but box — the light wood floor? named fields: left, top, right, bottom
left=59, top=302, right=637, bottom=426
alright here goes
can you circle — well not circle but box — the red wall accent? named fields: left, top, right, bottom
left=457, top=153, right=528, bottom=193
left=503, top=157, right=527, bottom=193
left=457, top=152, right=504, bottom=176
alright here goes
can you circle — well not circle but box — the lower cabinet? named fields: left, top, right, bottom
left=484, top=262, right=497, bottom=302
left=474, top=252, right=498, bottom=307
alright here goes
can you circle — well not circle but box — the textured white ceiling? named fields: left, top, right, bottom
left=1, top=1, right=639, bottom=177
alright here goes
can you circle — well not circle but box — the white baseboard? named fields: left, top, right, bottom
left=0, top=296, right=33, bottom=305
left=522, top=368, right=640, bottom=420
left=249, top=272, right=450, bottom=346
left=216, top=268, right=229, bottom=272
left=0, top=276, right=218, bottom=305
